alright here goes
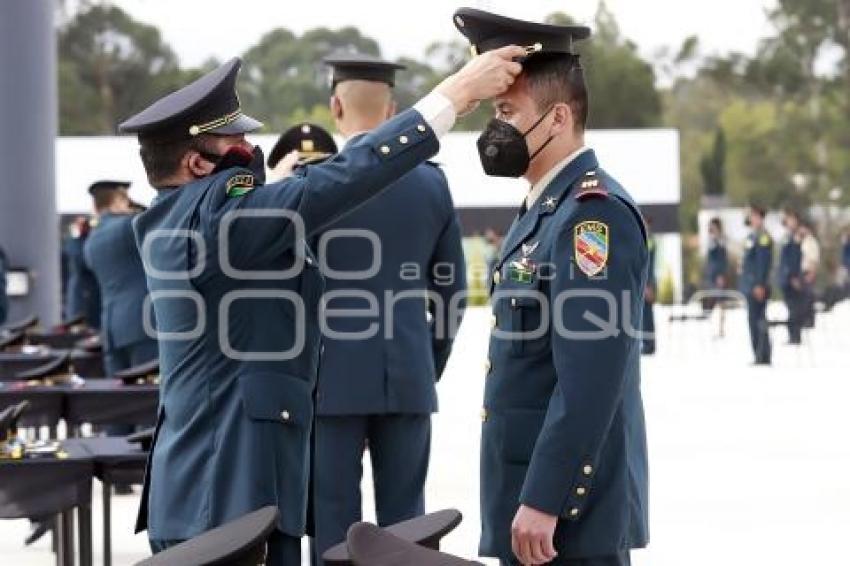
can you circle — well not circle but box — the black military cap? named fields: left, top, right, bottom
left=323, top=508, right=463, bottom=564
left=136, top=506, right=279, bottom=566
left=453, top=7, right=591, bottom=58
left=347, top=522, right=484, bottom=566
left=268, top=123, right=339, bottom=168
left=119, top=58, right=262, bottom=142
left=88, top=180, right=131, bottom=196
left=324, top=52, right=406, bottom=89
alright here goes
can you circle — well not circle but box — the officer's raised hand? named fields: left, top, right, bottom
left=435, top=45, right=526, bottom=114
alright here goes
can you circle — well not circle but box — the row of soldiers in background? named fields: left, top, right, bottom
left=703, top=205, right=826, bottom=365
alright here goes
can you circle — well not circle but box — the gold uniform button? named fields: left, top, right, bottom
left=280, top=410, right=291, bottom=421
left=583, top=465, right=593, bottom=476
left=417, top=124, right=427, bottom=133
left=569, top=508, right=580, bottom=518
left=480, top=408, right=488, bottom=422
left=399, top=135, right=409, bottom=144
left=490, top=314, right=497, bottom=329
left=380, top=145, right=391, bottom=155
left=484, top=360, right=491, bottom=373
left=493, top=271, right=501, bottom=284
left=576, top=486, right=587, bottom=496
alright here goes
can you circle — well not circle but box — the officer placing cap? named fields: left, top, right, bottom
left=267, top=122, right=338, bottom=170
left=122, top=47, right=524, bottom=566
left=454, top=8, right=649, bottom=566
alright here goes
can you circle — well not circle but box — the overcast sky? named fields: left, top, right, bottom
left=93, top=0, right=779, bottom=69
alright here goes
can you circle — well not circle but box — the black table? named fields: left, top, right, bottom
left=0, top=443, right=94, bottom=566
left=65, top=437, right=148, bottom=566
left=0, top=380, right=159, bottom=435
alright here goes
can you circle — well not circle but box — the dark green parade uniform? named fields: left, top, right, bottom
left=778, top=234, right=803, bottom=344
left=121, top=58, right=446, bottom=566
left=481, top=151, right=649, bottom=563
left=740, top=229, right=773, bottom=364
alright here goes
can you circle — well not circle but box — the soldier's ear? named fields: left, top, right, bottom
left=186, top=150, right=214, bottom=178
left=550, top=102, right=573, bottom=136
left=387, top=99, right=397, bottom=120
left=330, top=95, right=343, bottom=121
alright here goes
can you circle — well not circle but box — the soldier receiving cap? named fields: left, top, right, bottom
left=120, top=47, right=525, bottom=566
left=309, top=50, right=467, bottom=565
left=267, top=122, right=338, bottom=170
left=454, top=8, right=649, bottom=566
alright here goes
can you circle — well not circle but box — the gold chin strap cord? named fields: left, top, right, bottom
left=189, top=108, right=243, bottom=136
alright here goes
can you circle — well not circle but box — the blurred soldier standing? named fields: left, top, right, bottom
left=119, top=50, right=521, bottom=565
left=456, top=9, right=649, bottom=565
left=778, top=208, right=804, bottom=344
left=842, top=228, right=850, bottom=297
left=798, top=221, right=819, bottom=329
left=704, top=217, right=729, bottom=336
left=309, top=53, right=467, bottom=564
left=741, top=205, right=773, bottom=365
left=83, top=183, right=159, bottom=376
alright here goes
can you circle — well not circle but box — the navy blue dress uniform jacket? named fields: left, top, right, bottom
left=83, top=213, right=153, bottom=351
left=704, top=240, right=728, bottom=288
left=778, top=236, right=802, bottom=291
left=131, top=109, right=440, bottom=542
left=0, top=247, right=8, bottom=325
left=64, top=232, right=101, bottom=328
left=480, top=150, right=649, bottom=560
left=740, top=230, right=773, bottom=294
left=317, top=158, right=466, bottom=415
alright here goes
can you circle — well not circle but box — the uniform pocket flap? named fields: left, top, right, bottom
left=239, top=372, right=313, bottom=426
left=501, top=409, right=547, bottom=464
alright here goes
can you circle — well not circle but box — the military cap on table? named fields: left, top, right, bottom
left=323, top=52, right=406, bottom=89
left=453, top=7, right=590, bottom=57
left=267, top=122, right=339, bottom=168
left=119, top=58, right=263, bottom=141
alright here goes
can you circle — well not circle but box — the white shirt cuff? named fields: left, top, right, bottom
left=413, top=91, right=456, bottom=139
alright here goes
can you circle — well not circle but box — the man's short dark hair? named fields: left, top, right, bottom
left=709, top=217, right=723, bottom=231
left=749, top=204, right=767, bottom=218
left=523, top=53, right=588, bottom=130
left=139, top=134, right=218, bottom=187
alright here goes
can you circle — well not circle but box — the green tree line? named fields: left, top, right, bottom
left=58, top=1, right=850, bottom=237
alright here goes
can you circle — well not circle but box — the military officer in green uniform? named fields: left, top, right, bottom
left=121, top=50, right=524, bottom=565
left=454, top=8, right=649, bottom=565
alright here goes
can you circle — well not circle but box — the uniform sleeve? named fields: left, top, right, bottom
left=0, top=248, right=8, bottom=325
left=519, top=198, right=647, bottom=518
left=427, top=172, right=467, bottom=380
left=211, top=108, right=440, bottom=269
left=755, top=236, right=773, bottom=286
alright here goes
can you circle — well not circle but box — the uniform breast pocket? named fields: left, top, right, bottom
left=502, top=286, right=549, bottom=357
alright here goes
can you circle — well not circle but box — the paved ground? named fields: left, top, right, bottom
left=3, top=302, right=849, bottom=565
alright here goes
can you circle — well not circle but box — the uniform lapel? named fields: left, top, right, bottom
left=496, top=150, right=599, bottom=271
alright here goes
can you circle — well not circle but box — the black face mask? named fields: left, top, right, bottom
left=204, top=145, right=267, bottom=184
left=477, top=107, right=555, bottom=178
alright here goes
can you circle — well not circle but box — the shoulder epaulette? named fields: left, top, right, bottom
left=575, top=170, right=609, bottom=201
left=425, top=160, right=443, bottom=168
